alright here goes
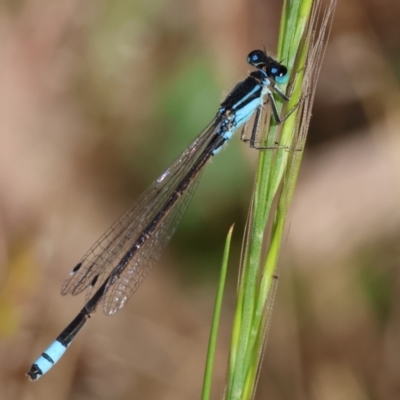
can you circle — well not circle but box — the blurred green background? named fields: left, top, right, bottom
left=1, top=0, right=400, bottom=399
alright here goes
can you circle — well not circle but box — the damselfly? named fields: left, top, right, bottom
left=27, top=49, right=289, bottom=381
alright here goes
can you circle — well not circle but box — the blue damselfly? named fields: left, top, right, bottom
left=27, top=50, right=289, bottom=380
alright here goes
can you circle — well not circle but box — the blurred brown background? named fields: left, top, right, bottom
left=0, top=0, right=400, bottom=399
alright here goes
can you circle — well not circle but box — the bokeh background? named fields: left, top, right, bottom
left=0, top=0, right=400, bottom=399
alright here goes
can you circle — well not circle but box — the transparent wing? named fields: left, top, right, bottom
left=61, top=119, right=220, bottom=310
left=102, top=171, right=202, bottom=314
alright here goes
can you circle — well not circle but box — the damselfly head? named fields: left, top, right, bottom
left=247, top=49, right=288, bottom=85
